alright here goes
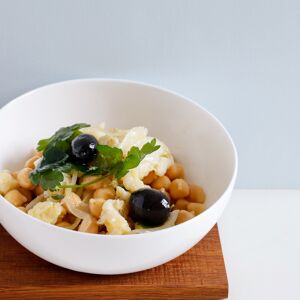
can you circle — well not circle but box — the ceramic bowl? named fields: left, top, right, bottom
left=0, top=79, right=237, bottom=274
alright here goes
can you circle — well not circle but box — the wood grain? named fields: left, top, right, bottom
left=0, top=225, right=228, bottom=300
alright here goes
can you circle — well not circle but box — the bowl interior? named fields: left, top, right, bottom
left=0, top=79, right=236, bottom=209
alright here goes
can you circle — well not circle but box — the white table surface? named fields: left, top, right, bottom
left=218, top=190, right=300, bottom=300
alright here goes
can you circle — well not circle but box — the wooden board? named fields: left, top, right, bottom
left=0, top=225, right=228, bottom=300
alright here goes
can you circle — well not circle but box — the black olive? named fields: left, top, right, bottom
left=129, top=188, right=171, bottom=226
left=71, top=134, right=98, bottom=163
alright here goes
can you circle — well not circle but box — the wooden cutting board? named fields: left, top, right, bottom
left=0, top=225, right=228, bottom=300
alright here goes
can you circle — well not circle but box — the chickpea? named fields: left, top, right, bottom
left=0, top=171, right=19, bottom=195
left=93, top=187, right=115, bottom=200
left=18, top=188, right=33, bottom=202
left=152, top=176, right=171, bottom=190
left=12, top=171, right=18, bottom=179
left=143, top=171, right=158, bottom=184
left=80, top=176, right=101, bottom=190
left=89, top=198, right=106, bottom=218
left=34, top=185, right=44, bottom=196
left=25, top=155, right=40, bottom=169
left=175, top=210, right=195, bottom=225
left=187, top=203, right=205, bottom=215
left=174, top=199, right=189, bottom=210
left=98, top=177, right=112, bottom=188
left=56, top=221, right=72, bottom=228
left=188, top=184, right=206, bottom=203
left=17, top=168, right=34, bottom=190
left=166, top=163, right=184, bottom=180
left=4, top=189, right=27, bottom=207
left=81, top=176, right=111, bottom=191
left=169, top=179, right=190, bottom=199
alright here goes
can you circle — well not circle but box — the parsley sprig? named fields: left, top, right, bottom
left=30, top=123, right=160, bottom=191
left=30, top=123, right=90, bottom=190
left=97, top=138, right=160, bottom=179
left=37, top=123, right=90, bottom=152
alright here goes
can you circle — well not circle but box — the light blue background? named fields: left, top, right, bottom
left=0, top=0, right=299, bottom=188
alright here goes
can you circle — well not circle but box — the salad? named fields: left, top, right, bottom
left=0, top=123, right=206, bottom=235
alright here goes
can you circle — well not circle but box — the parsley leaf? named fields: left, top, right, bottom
left=95, top=138, right=160, bottom=179
left=114, top=139, right=160, bottom=179
left=37, top=123, right=89, bottom=151
left=96, top=145, right=123, bottom=174
left=30, top=122, right=160, bottom=191
left=37, top=138, right=50, bottom=151
left=31, top=123, right=90, bottom=190
left=39, top=170, right=64, bottom=191
left=39, top=148, right=69, bottom=171
left=30, top=168, right=64, bottom=191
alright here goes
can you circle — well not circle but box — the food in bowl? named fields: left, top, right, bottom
left=0, top=79, right=237, bottom=274
left=0, top=123, right=206, bottom=235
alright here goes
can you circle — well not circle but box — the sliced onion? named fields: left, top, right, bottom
left=64, top=171, right=78, bottom=196
left=25, top=195, right=44, bottom=211
left=78, top=214, right=98, bottom=233
left=130, top=210, right=179, bottom=234
left=62, top=192, right=89, bottom=219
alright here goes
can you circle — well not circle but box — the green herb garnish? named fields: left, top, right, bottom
left=96, top=138, right=160, bottom=179
left=61, top=139, right=160, bottom=188
left=37, top=123, right=89, bottom=152
left=30, top=123, right=160, bottom=191
left=30, top=123, right=90, bottom=190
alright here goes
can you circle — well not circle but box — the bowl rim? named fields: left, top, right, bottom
left=0, top=78, right=238, bottom=239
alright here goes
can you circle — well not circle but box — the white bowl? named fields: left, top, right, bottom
left=0, top=79, right=237, bottom=274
